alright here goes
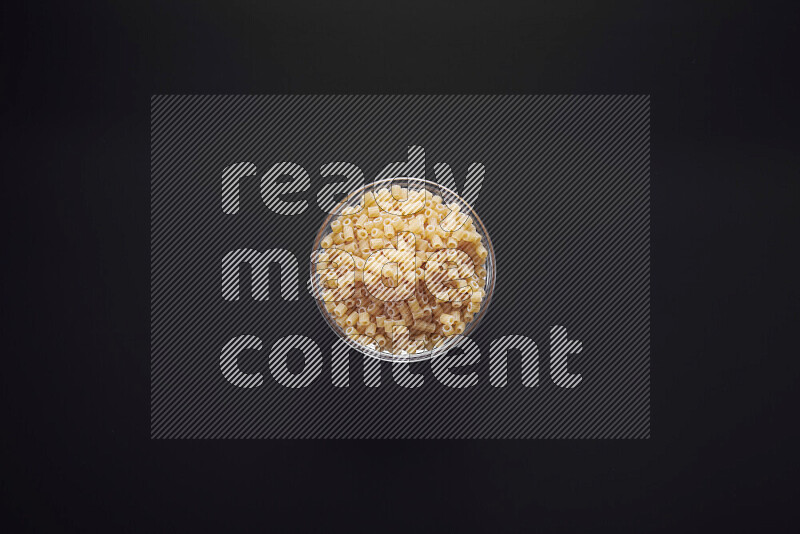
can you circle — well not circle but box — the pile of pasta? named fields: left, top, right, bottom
left=315, top=185, right=489, bottom=355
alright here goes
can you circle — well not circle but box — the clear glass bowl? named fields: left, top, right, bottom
left=310, top=177, right=496, bottom=362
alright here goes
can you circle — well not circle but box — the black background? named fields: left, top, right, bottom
left=2, top=0, right=798, bottom=531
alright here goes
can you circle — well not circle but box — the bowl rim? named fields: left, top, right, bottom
left=310, top=176, right=496, bottom=362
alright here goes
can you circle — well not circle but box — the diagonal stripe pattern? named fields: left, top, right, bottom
left=151, top=95, right=650, bottom=439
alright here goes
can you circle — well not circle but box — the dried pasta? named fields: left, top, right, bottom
left=314, top=185, right=489, bottom=355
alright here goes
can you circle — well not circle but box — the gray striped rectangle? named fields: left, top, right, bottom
left=151, top=95, right=650, bottom=439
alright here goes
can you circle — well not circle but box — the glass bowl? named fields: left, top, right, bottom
left=310, top=177, right=496, bottom=362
